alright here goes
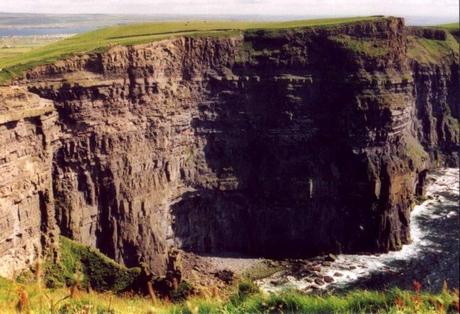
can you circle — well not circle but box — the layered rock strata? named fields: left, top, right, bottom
left=0, top=87, right=58, bottom=277
left=0, top=17, right=458, bottom=277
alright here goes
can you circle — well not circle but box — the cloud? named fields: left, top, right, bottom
left=0, top=0, right=458, bottom=18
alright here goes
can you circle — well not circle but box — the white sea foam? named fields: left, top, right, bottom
left=258, top=168, right=459, bottom=292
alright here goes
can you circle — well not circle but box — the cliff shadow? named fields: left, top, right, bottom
left=169, top=33, right=375, bottom=258
left=336, top=196, right=460, bottom=292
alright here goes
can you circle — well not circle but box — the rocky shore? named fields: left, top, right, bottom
left=256, top=168, right=459, bottom=293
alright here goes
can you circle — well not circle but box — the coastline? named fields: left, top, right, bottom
left=255, top=168, right=460, bottom=293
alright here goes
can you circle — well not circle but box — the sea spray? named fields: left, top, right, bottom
left=257, top=168, right=460, bottom=292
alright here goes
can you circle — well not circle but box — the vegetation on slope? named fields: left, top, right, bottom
left=0, top=17, right=379, bottom=83
left=437, top=23, right=459, bottom=31
left=329, top=35, right=390, bottom=57
left=18, top=237, right=141, bottom=293
left=407, top=32, right=459, bottom=64
left=2, top=238, right=458, bottom=313
left=1, top=275, right=459, bottom=313
left=436, top=22, right=460, bottom=42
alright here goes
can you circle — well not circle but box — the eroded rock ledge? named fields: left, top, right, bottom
left=0, top=17, right=458, bottom=278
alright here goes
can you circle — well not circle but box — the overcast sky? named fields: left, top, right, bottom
left=0, top=0, right=458, bottom=19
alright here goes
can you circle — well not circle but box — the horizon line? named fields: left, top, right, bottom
left=0, top=11, right=458, bottom=20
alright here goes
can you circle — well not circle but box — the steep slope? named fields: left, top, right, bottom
left=407, top=28, right=459, bottom=165
left=0, top=87, right=58, bottom=277
left=0, top=17, right=458, bottom=279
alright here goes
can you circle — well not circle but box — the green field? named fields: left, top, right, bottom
left=0, top=17, right=377, bottom=83
left=437, top=22, right=459, bottom=31
left=0, top=36, right=65, bottom=63
left=437, top=22, right=460, bottom=42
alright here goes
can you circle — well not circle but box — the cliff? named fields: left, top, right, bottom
left=0, top=17, right=458, bottom=279
left=0, top=87, right=58, bottom=277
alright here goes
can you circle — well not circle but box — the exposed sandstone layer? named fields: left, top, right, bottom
left=0, top=87, right=58, bottom=277
left=0, top=18, right=458, bottom=278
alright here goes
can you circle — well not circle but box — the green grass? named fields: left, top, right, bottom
left=0, top=36, right=65, bottom=64
left=407, top=32, right=459, bottom=64
left=17, top=237, right=142, bottom=292
left=3, top=238, right=460, bottom=313
left=437, top=23, right=459, bottom=31
left=1, top=275, right=458, bottom=313
left=0, top=17, right=378, bottom=83
left=436, top=22, right=460, bottom=42
left=330, top=35, right=389, bottom=57
left=196, top=286, right=458, bottom=314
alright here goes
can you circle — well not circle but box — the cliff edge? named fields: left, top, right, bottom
left=0, top=17, right=458, bottom=279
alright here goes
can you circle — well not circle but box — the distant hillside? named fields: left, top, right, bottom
left=0, top=12, right=176, bottom=36
left=0, top=12, right=338, bottom=36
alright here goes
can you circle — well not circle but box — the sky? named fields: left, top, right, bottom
left=0, top=0, right=458, bottom=19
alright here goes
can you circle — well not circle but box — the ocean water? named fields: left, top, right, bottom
left=258, top=168, right=460, bottom=293
left=0, top=28, right=89, bottom=36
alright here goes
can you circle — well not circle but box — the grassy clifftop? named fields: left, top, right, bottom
left=0, top=18, right=456, bottom=83
left=0, top=16, right=377, bottom=83
left=437, top=23, right=459, bottom=32
left=437, top=22, right=460, bottom=41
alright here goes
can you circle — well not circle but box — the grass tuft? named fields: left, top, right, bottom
left=40, top=237, right=141, bottom=292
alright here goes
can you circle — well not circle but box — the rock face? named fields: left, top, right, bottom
left=0, top=87, right=58, bottom=277
left=0, top=17, right=458, bottom=277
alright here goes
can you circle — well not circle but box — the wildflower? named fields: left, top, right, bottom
left=413, top=280, right=422, bottom=295
left=16, top=287, right=30, bottom=313
left=394, top=297, right=405, bottom=310
left=412, top=280, right=422, bottom=311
